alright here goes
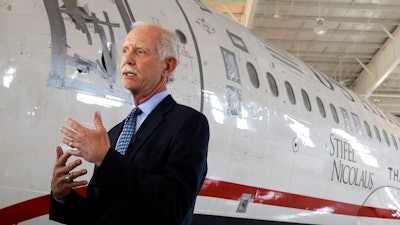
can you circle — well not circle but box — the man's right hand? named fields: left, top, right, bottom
left=50, top=146, right=88, bottom=201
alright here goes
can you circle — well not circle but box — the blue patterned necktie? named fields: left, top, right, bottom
left=116, top=107, right=142, bottom=155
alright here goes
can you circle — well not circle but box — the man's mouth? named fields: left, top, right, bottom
left=121, top=65, right=138, bottom=77
left=123, top=72, right=136, bottom=77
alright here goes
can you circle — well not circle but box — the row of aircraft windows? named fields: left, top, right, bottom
left=220, top=30, right=399, bottom=151
left=224, top=29, right=400, bottom=127
left=265, top=71, right=400, bottom=151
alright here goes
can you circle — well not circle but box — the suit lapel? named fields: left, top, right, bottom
left=125, top=95, right=176, bottom=159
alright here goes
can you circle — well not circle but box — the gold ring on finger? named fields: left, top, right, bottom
left=65, top=172, right=73, bottom=183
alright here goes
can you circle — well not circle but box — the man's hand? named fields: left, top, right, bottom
left=51, top=146, right=88, bottom=201
left=60, top=111, right=111, bottom=167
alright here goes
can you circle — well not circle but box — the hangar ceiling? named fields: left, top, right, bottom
left=204, top=0, right=400, bottom=118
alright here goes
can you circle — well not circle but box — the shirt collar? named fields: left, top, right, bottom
left=135, top=90, right=169, bottom=116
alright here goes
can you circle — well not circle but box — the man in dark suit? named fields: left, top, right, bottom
left=49, top=21, right=209, bottom=225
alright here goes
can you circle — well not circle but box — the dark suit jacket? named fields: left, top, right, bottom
left=49, top=95, right=209, bottom=225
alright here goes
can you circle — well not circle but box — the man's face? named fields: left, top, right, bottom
left=120, top=25, right=166, bottom=96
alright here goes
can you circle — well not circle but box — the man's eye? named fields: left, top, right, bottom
left=136, top=49, right=145, bottom=54
left=121, top=48, right=146, bottom=56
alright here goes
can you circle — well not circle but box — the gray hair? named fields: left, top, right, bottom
left=130, top=22, right=180, bottom=82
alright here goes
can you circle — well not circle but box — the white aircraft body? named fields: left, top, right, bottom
left=1, top=0, right=400, bottom=224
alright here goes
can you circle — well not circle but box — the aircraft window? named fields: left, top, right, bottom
left=330, top=104, right=339, bottom=124
left=221, top=47, right=241, bottom=84
left=393, top=117, right=400, bottom=128
left=226, top=85, right=242, bottom=117
left=308, top=65, right=334, bottom=91
left=351, top=113, right=363, bottom=136
left=316, top=97, right=326, bottom=118
left=382, top=130, right=390, bottom=147
left=246, top=62, right=259, bottom=88
left=364, top=121, right=372, bottom=138
left=301, top=89, right=311, bottom=112
left=196, top=0, right=212, bottom=12
left=285, top=81, right=296, bottom=104
left=386, top=114, right=396, bottom=125
left=371, top=104, right=387, bottom=120
left=267, top=72, right=279, bottom=97
left=337, top=84, right=355, bottom=102
left=175, top=29, right=187, bottom=44
left=361, top=98, right=377, bottom=116
left=226, top=30, right=248, bottom=52
left=374, top=126, right=381, bottom=142
left=340, top=107, right=352, bottom=132
left=391, top=134, right=398, bottom=150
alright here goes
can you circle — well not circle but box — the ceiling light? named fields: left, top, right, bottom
left=314, top=17, right=327, bottom=35
left=273, top=11, right=282, bottom=19
left=314, top=1, right=327, bottom=36
left=273, top=0, right=281, bottom=19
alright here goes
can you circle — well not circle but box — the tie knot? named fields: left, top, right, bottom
left=128, top=107, right=142, bottom=120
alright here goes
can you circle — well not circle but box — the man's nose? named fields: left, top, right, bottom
left=123, top=49, right=136, bottom=65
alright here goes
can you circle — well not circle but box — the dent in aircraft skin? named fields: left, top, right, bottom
left=1, top=0, right=400, bottom=225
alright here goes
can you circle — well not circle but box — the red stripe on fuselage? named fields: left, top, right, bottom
left=0, top=178, right=399, bottom=224
left=198, top=178, right=400, bottom=219
left=0, top=187, right=86, bottom=225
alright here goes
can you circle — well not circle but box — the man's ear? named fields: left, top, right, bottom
left=162, top=57, right=178, bottom=78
